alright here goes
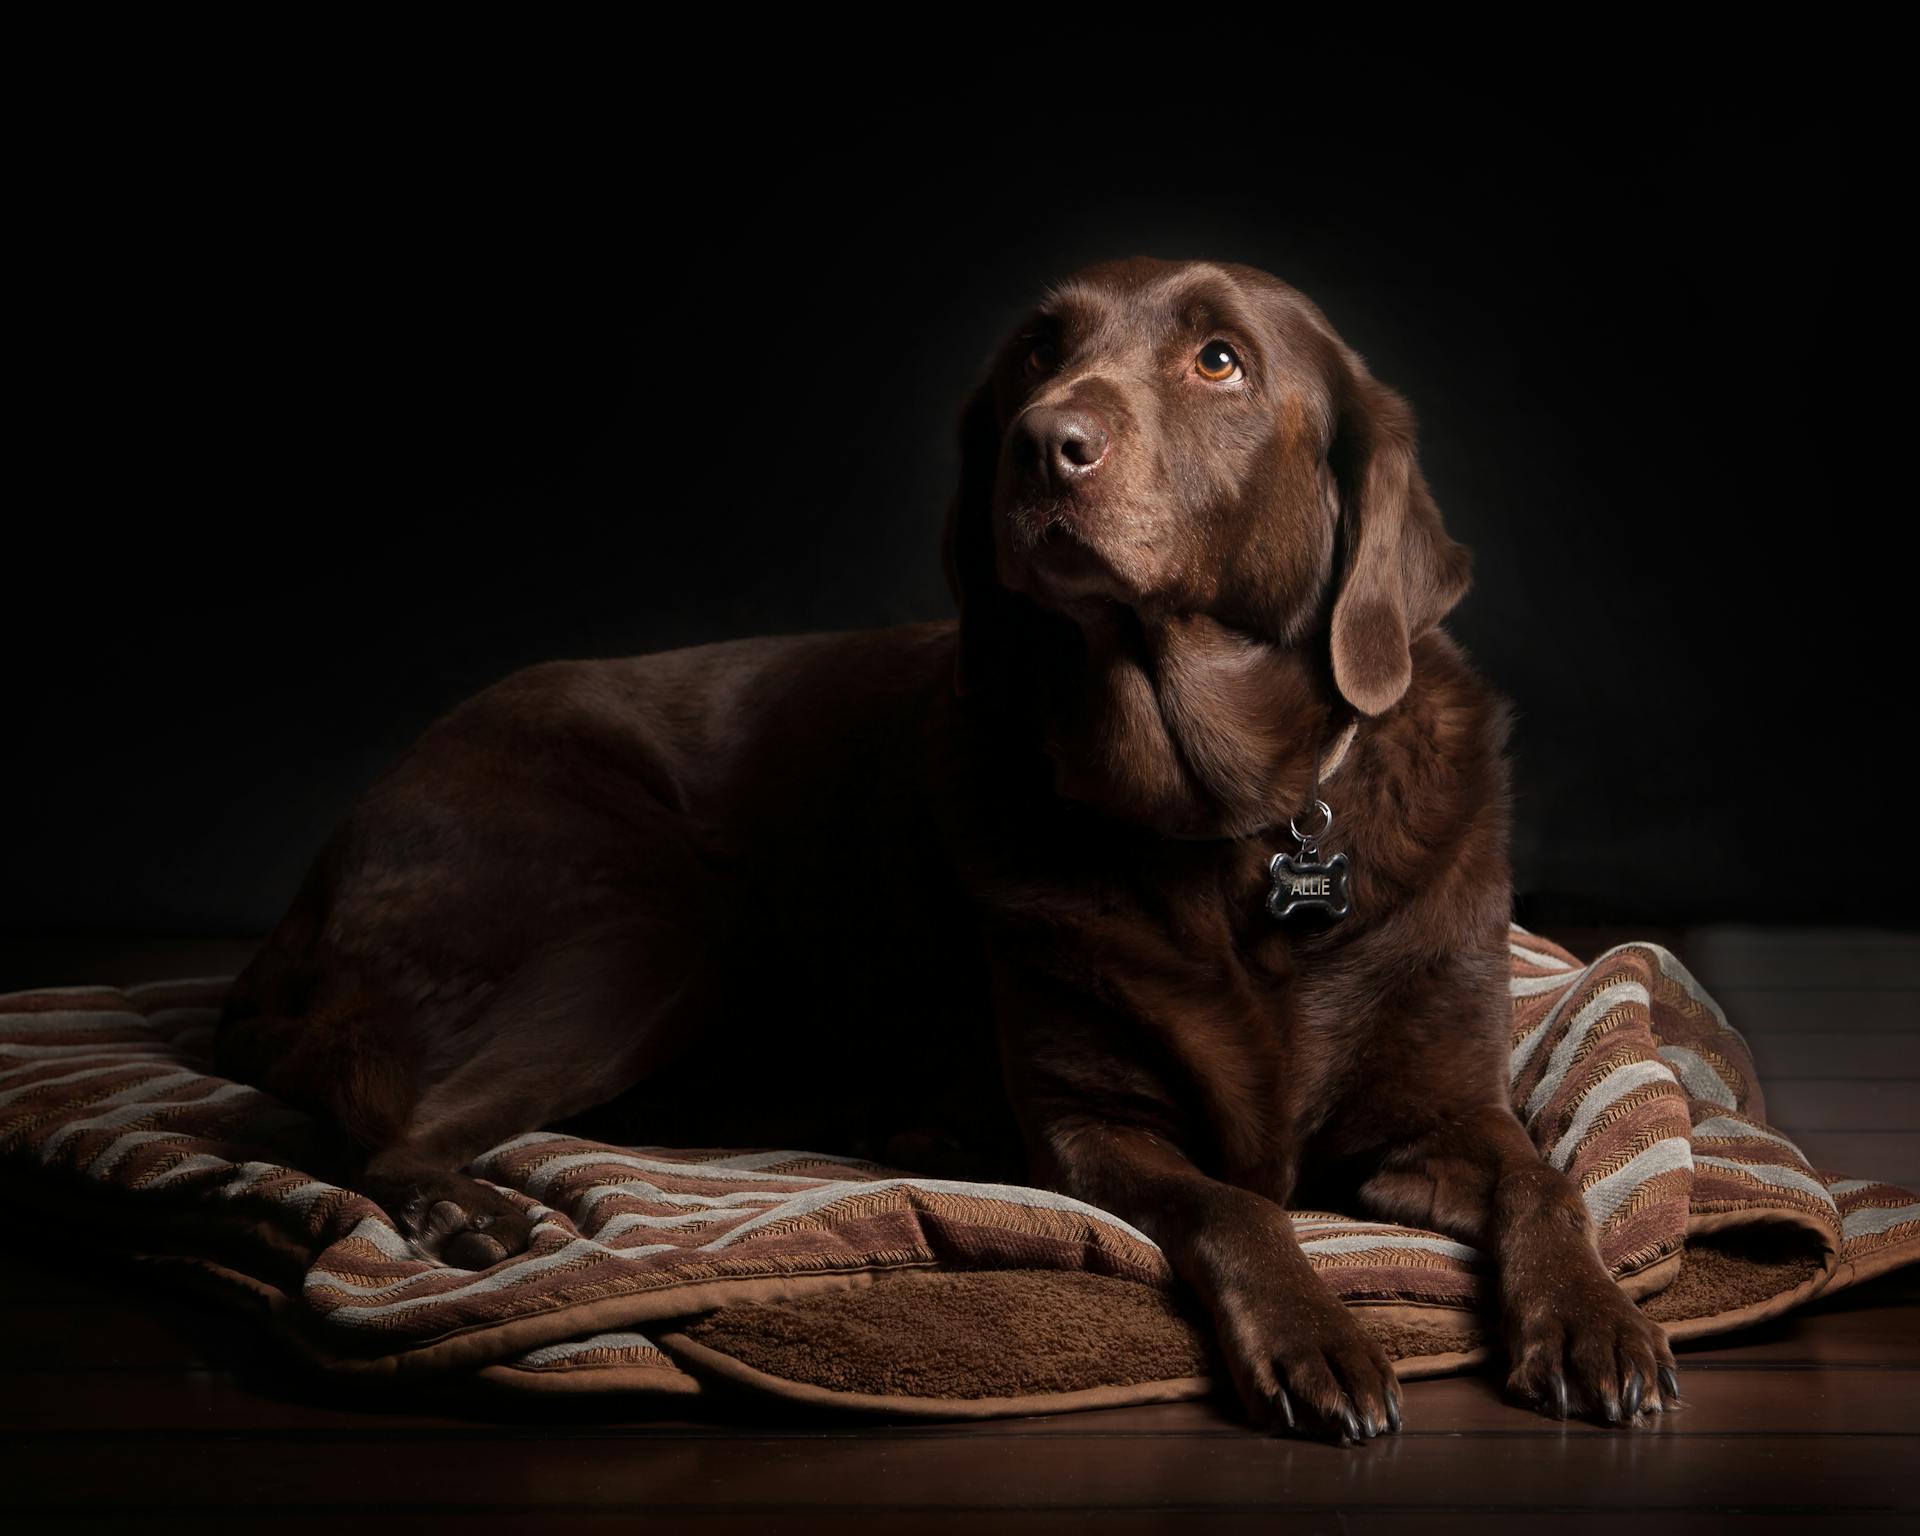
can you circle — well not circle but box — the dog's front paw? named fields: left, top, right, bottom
left=1506, top=1273, right=1679, bottom=1424
left=1215, top=1283, right=1403, bottom=1443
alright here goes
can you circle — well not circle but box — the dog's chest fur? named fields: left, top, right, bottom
left=1150, top=840, right=1391, bottom=1195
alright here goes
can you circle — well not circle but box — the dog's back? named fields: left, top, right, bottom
left=214, top=619, right=1019, bottom=1263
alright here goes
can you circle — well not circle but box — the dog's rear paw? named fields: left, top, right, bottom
left=363, top=1157, right=534, bottom=1270
left=418, top=1197, right=513, bottom=1268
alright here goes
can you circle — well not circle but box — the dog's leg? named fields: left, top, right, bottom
left=230, top=918, right=699, bottom=1270
left=1357, top=1103, right=1679, bottom=1423
left=363, top=920, right=705, bottom=1268
left=1039, top=1119, right=1402, bottom=1442
left=992, top=950, right=1400, bottom=1442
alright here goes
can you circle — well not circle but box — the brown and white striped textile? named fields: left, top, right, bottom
left=1, top=925, right=1913, bottom=1417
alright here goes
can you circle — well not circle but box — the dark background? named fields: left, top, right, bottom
left=7, top=45, right=1911, bottom=939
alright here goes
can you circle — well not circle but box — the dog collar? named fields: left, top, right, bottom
left=1161, top=716, right=1359, bottom=845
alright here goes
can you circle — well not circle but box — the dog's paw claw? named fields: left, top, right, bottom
left=1272, top=1386, right=1296, bottom=1433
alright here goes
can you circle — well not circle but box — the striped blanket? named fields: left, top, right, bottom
left=2, top=925, right=1914, bottom=1418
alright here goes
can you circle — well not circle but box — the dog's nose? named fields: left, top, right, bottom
left=1015, top=406, right=1110, bottom=489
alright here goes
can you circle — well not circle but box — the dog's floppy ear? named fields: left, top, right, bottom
left=940, top=370, right=1017, bottom=699
left=1324, top=351, right=1472, bottom=716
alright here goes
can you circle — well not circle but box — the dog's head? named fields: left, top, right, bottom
left=942, top=256, right=1470, bottom=716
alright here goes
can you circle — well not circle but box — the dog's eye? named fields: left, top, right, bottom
left=1195, top=340, right=1242, bottom=382
left=1024, top=339, right=1058, bottom=377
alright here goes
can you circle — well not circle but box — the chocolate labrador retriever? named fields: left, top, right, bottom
left=215, top=255, right=1678, bottom=1440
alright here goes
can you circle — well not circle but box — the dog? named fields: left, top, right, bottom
left=215, top=255, right=1678, bottom=1440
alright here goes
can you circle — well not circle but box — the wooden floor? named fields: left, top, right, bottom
left=2, top=924, right=1915, bottom=1533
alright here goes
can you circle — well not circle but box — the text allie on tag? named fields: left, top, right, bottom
left=1267, top=852, right=1352, bottom=922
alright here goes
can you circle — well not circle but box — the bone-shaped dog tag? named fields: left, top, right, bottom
left=1267, top=852, right=1351, bottom=922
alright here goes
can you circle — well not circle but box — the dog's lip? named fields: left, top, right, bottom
left=1016, top=522, right=1134, bottom=602
left=1029, top=521, right=1099, bottom=561
left=1008, top=498, right=1104, bottom=555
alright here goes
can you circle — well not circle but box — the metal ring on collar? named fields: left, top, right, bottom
left=1289, top=800, right=1333, bottom=843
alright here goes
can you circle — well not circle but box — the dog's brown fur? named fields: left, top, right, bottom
left=216, top=256, right=1676, bottom=1439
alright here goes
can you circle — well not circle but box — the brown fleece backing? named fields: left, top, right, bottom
left=1357, top=1313, right=1485, bottom=1361
left=680, top=1270, right=1214, bottom=1399
left=1643, top=1228, right=1829, bottom=1324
